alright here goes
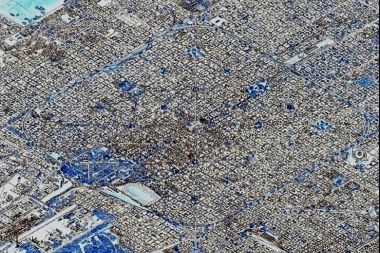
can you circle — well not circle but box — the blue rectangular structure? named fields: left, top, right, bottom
left=0, top=0, right=64, bottom=25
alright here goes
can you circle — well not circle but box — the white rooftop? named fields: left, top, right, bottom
left=97, top=0, right=112, bottom=7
